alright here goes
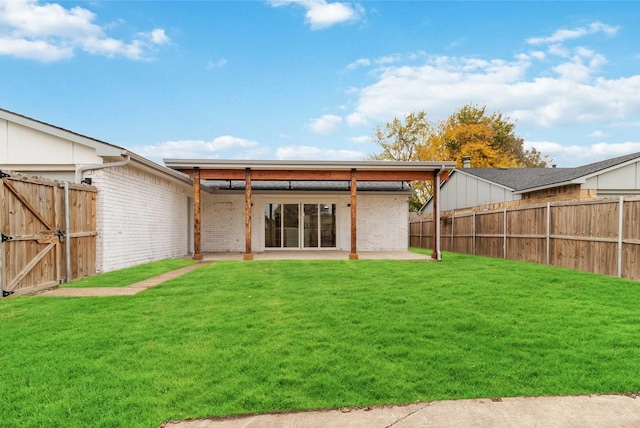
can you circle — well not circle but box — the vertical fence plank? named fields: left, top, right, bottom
left=618, top=196, right=624, bottom=278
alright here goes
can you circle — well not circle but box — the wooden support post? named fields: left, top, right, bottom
left=244, top=168, right=253, bottom=260
left=193, top=167, right=203, bottom=260
left=349, top=169, right=358, bottom=260
left=432, top=170, right=441, bottom=260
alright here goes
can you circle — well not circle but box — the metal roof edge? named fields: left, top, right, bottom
left=163, top=158, right=456, bottom=170
left=128, top=152, right=193, bottom=186
left=513, top=180, right=575, bottom=195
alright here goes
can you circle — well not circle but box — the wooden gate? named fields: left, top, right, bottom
left=1, top=172, right=97, bottom=296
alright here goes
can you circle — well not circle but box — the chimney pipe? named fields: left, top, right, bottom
left=462, top=156, right=471, bottom=168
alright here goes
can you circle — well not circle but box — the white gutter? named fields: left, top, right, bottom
left=75, top=153, right=131, bottom=184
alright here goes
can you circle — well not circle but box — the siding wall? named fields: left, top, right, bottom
left=89, top=164, right=191, bottom=272
left=423, top=171, right=519, bottom=214
left=200, top=192, right=409, bottom=252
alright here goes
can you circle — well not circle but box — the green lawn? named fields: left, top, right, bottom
left=63, top=258, right=197, bottom=287
left=2, top=252, right=640, bottom=427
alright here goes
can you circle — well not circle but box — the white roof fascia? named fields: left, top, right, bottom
left=513, top=180, right=575, bottom=195
left=128, top=152, right=193, bottom=186
left=0, top=108, right=124, bottom=157
left=163, top=159, right=457, bottom=171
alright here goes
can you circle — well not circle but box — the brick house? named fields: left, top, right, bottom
left=2, top=107, right=455, bottom=272
left=0, top=108, right=193, bottom=272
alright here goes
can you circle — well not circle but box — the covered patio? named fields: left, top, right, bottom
left=164, top=159, right=455, bottom=261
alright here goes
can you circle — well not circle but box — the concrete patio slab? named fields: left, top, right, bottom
left=203, top=251, right=432, bottom=261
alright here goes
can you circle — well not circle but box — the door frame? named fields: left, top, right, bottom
left=262, top=199, right=339, bottom=250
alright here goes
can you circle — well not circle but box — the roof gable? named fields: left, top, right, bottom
left=0, top=108, right=125, bottom=157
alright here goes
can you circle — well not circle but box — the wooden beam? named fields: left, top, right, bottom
left=244, top=168, right=253, bottom=260
left=193, top=168, right=203, bottom=260
left=353, top=170, right=434, bottom=182
left=349, top=169, right=358, bottom=260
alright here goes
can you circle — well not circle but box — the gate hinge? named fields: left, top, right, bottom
left=0, top=171, right=9, bottom=179
left=1, top=233, right=12, bottom=243
left=2, top=290, right=14, bottom=298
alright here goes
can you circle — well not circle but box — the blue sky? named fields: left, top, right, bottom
left=1, top=1, right=640, bottom=167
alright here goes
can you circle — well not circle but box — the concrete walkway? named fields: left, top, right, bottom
left=162, top=394, right=640, bottom=427
left=39, top=263, right=209, bottom=297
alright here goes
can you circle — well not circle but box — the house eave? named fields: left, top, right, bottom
left=163, top=159, right=456, bottom=171
left=513, top=180, right=575, bottom=195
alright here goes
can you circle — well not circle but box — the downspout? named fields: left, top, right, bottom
left=75, top=153, right=131, bottom=184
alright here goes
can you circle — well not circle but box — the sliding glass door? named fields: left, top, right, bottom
left=265, top=202, right=336, bottom=249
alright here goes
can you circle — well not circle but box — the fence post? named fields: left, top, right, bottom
left=419, top=220, right=423, bottom=249
left=503, top=208, right=507, bottom=259
left=64, top=182, right=71, bottom=283
left=472, top=212, right=476, bottom=255
left=451, top=211, right=455, bottom=251
left=546, top=202, right=551, bottom=265
left=618, top=196, right=624, bottom=278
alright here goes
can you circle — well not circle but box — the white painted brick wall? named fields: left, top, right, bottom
left=356, top=194, right=409, bottom=251
left=88, top=165, right=191, bottom=272
left=201, top=192, right=245, bottom=252
left=199, top=192, right=408, bottom=252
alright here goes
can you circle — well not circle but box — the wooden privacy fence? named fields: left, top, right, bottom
left=1, top=171, right=97, bottom=296
left=410, top=196, right=640, bottom=281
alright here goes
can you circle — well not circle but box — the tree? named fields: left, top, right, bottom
left=370, top=104, right=552, bottom=210
left=369, top=111, right=431, bottom=161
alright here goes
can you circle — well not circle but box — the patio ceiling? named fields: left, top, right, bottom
left=164, top=159, right=456, bottom=262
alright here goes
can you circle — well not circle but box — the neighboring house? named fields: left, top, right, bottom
left=0, top=108, right=193, bottom=272
left=421, top=152, right=640, bottom=214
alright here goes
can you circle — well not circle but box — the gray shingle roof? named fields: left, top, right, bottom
left=203, top=180, right=412, bottom=192
left=462, top=151, right=640, bottom=192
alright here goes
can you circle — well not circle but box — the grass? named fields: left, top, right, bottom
left=2, top=252, right=640, bottom=427
left=63, top=258, right=197, bottom=287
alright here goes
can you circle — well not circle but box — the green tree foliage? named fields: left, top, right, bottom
left=370, top=104, right=552, bottom=210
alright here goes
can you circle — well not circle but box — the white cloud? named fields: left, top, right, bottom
left=587, top=130, right=606, bottom=138
left=307, top=114, right=342, bottom=134
left=347, top=135, right=370, bottom=144
left=525, top=140, right=640, bottom=166
left=346, top=58, right=370, bottom=70
left=343, top=22, right=640, bottom=131
left=277, top=145, right=365, bottom=160
left=138, top=136, right=261, bottom=162
left=0, top=0, right=170, bottom=62
left=526, top=21, right=619, bottom=45
left=268, top=0, right=363, bottom=30
left=207, top=58, right=228, bottom=70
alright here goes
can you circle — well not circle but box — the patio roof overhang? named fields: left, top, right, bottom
left=164, top=159, right=456, bottom=262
